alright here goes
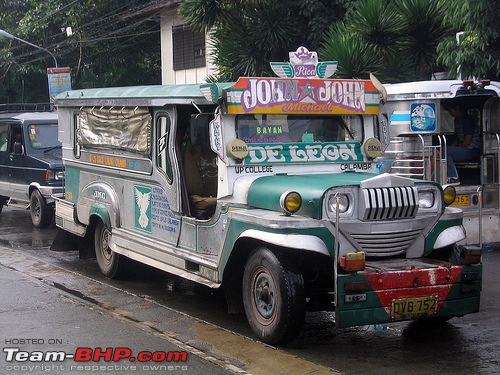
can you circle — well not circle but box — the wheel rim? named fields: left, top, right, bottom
left=99, top=227, right=112, bottom=263
left=251, top=266, right=277, bottom=325
left=32, top=196, right=41, bottom=222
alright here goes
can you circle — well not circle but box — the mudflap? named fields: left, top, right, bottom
left=50, top=228, right=80, bottom=252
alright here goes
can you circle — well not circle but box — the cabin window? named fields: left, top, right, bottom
left=0, top=124, right=8, bottom=152
left=156, top=115, right=173, bottom=181
left=77, top=107, right=151, bottom=155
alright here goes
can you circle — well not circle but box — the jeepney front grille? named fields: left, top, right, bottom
left=360, top=186, right=418, bottom=221
left=351, top=229, right=421, bottom=257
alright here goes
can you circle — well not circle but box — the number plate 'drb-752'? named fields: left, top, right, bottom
left=391, top=296, right=438, bottom=320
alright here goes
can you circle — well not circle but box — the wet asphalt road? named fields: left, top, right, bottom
left=0, top=205, right=498, bottom=375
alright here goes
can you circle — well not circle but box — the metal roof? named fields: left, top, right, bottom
left=383, top=80, right=500, bottom=100
left=55, top=84, right=216, bottom=107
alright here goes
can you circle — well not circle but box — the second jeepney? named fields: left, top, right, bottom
left=378, top=80, right=500, bottom=244
left=54, top=48, right=481, bottom=345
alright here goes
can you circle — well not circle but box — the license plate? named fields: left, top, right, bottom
left=391, top=296, right=438, bottom=320
left=451, top=194, right=469, bottom=206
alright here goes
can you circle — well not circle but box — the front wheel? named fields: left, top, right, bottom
left=0, top=196, right=8, bottom=214
left=94, top=220, right=127, bottom=278
left=242, top=247, right=305, bottom=345
left=30, top=190, right=53, bottom=228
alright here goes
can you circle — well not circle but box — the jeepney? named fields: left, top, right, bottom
left=54, top=48, right=481, bottom=345
left=379, top=80, right=500, bottom=243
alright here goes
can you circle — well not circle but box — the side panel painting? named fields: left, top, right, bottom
left=133, top=185, right=153, bottom=233
left=129, top=183, right=181, bottom=243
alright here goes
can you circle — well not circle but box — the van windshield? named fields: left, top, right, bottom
left=28, top=123, right=60, bottom=149
left=236, top=114, right=363, bottom=144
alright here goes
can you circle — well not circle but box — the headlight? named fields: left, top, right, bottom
left=418, top=190, right=435, bottom=209
left=328, top=193, right=350, bottom=213
left=45, top=170, right=65, bottom=182
left=280, top=191, right=302, bottom=215
left=323, top=187, right=357, bottom=220
left=416, top=184, right=442, bottom=212
left=324, top=189, right=355, bottom=219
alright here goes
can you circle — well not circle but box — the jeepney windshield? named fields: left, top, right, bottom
left=27, top=123, right=61, bottom=149
left=236, top=114, right=363, bottom=144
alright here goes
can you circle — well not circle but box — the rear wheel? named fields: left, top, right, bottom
left=242, top=247, right=305, bottom=345
left=94, top=220, right=127, bottom=278
left=30, top=190, right=53, bottom=228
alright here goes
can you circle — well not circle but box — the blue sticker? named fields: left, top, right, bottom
left=410, top=103, right=436, bottom=131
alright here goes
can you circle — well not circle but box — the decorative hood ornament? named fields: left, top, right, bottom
left=270, top=46, right=338, bottom=79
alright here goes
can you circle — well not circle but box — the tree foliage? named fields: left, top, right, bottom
left=321, top=23, right=382, bottom=79
left=320, top=0, right=447, bottom=82
left=179, top=0, right=351, bottom=82
left=0, top=0, right=161, bottom=103
left=436, top=0, right=500, bottom=80
left=182, top=0, right=497, bottom=83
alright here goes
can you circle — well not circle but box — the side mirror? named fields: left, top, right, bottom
left=190, top=114, right=214, bottom=145
left=74, top=142, right=81, bottom=159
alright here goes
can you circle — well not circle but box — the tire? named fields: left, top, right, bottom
left=0, top=196, right=8, bottom=214
left=242, top=247, right=305, bottom=345
left=30, top=190, right=53, bottom=228
left=94, top=219, right=127, bottom=278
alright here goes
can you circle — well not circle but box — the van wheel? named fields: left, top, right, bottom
left=0, top=196, right=8, bottom=214
left=242, top=247, right=305, bottom=345
left=94, top=220, right=127, bottom=278
left=30, top=190, right=53, bottom=228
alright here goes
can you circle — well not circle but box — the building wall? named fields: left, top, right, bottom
left=160, top=9, right=217, bottom=85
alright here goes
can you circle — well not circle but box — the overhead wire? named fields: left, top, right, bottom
left=4, top=0, right=164, bottom=65
left=28, top=0, right=83, bottom=26
left=9, top=26, right=160, bottom=68
left=2, top=0, right=164, bottom=69
left=53, top=1, right=163, bottom=42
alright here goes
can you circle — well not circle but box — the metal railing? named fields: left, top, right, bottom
left=380, top=134, right=447, bottom=184
left=0, top=103, right=53, bottom=113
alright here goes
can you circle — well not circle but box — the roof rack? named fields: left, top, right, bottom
left=0, top=103, right=53, bottom=113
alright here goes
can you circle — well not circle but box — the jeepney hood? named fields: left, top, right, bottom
left=245, top=171, right=378, bottom=218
